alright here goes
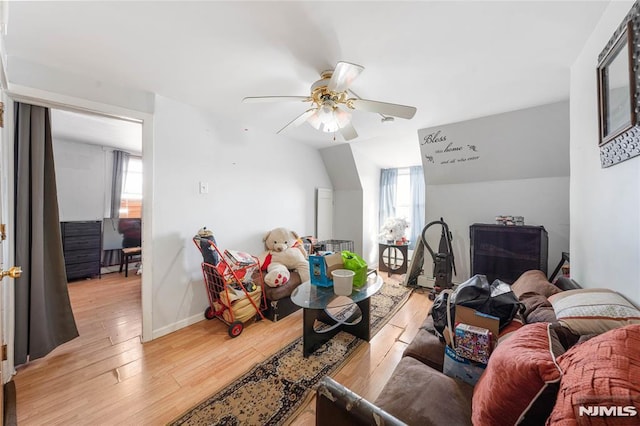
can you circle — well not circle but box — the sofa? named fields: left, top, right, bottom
left=260, top=236, right=320, bottom=322
left=316, top=270, right=640, bottom=425
left=262, top=271, right=303, bottom=322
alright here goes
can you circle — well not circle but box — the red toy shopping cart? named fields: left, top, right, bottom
left=193, top=235, right=266, bottom=337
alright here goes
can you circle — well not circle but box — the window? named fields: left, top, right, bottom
left=119, top=156, right=142, bottom=218
left=379, top=166, right=425, bottom=249
left=395, top=168, right=411, bottom=221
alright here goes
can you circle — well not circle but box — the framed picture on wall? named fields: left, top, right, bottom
left=597, top=21, right=636, bottom=146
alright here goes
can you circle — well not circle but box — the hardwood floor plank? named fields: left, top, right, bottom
left=13, top=272, right=429, bottom=425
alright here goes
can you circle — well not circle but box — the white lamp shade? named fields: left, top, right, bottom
left=308, top=105, right=352, bottom=133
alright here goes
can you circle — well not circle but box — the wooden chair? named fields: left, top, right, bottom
left=119, top=246, right=142, bottom=277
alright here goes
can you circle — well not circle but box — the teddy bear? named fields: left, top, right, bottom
left=379, top=217, right=410, bottom=243
left=259, top=227, right=310, bottom=287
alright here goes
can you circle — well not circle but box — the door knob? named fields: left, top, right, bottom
left=0, top=266, right=21, bottom=279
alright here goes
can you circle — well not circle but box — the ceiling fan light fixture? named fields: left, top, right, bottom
left=244, top=61, right=416, bottom=140
left=307, top=111, right=322, bottom=130
left=320, top=112, right=340, bottom=133
left=309, top=104, right=352, bottom=133
left=317, top=103, right=335, bottom=122
left=307, top=111, right=337, bottom=133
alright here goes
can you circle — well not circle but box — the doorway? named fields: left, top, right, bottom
left=50, top=106, right=144, bottom=312
left=0, top=95, right=153, bottom=405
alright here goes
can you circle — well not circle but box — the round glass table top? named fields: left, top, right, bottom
left=290, top=274, right=384, bottom=310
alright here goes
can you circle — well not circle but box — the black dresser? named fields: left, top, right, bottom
left=469, top=223, right=548, bottom=284
left=60, top=220, right=102, bottom=281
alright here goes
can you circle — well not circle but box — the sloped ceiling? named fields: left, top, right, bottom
left=50, top=109, right=143, bottom=154
left=3, top=1, right=610, bottom=165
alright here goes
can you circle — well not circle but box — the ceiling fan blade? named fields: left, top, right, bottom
left=327, top=61, right=364, bottom=93
left=339, top=122, right=358, bottom=141
left=349, top=99, right=417, bottom=119
left=243, top=96, right=310, bottom=103
left=276, top=108, right=317, bottom=134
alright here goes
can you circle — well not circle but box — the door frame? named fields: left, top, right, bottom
left=0, top=90, right=9, bottom=419
left=1, top=84, right=154, bottom=380
left=1, top=91, right=14, bottom=385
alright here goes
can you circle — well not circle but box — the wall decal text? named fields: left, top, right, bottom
left=422, top=130, right=481, bottom=166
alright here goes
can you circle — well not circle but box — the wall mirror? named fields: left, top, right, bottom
left=597, top=2, right=640, bottom=169
left=598, top=22, right=636, bottom=146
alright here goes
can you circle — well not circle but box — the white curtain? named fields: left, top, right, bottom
left=409, top=166, right=425, bottom=249
left=378, top=168, right=397, bottom=230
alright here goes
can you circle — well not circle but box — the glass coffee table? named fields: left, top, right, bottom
left=290, top=273, right=384, bottom=357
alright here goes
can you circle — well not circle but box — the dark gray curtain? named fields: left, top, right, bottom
left=102, top=150, right=129, bottom=266
left=111, top=150, right=129, bottom=218
left=14, top=102, right=78, bottom=365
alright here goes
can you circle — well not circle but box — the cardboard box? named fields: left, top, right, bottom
left=324, top=252, right=344, bottom=276
left=455, top=323, right=492, bottom=364
left=440, top=306, right=498, bottom=385
left=443, top=346, right=486, bottom=386
left=442, top=305, right=500, bottom=348
left=309, top=252, right=345, bottom=287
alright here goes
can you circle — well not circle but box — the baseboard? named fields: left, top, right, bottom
left=152, top=312, right=204, bottom=340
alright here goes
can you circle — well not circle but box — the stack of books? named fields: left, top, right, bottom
left=223, top=249, right=257, bottom=267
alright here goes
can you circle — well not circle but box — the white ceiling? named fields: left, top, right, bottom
left=4, top=1, right=610, bottom=163
left=50, top=109, right=143, bottom=154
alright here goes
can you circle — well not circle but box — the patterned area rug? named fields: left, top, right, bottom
left=169, top=279, right=412, bottom=426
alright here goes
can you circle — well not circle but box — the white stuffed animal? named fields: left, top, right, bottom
left=379, top=217, right=410, bottom=243
left=260, top=227, right=310, bottom=287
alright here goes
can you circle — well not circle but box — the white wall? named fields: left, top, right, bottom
left=570, top=0, right=640, bottom=305
left=426, top=177, right=570, bottom=282
left=419, top=102, right=570, bottom=282
left=151, top=95, right=332, bottom=337
left=319, top=144, right=364, bottom=255
left=350, top=145, right=384, bottom=266
left=53, top=139, right=107, bottom=221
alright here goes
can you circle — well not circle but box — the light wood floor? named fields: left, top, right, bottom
left=13, top=271, right=432, bottom=425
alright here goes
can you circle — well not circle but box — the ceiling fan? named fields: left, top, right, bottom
left=242, top=61, right=417, bottom=141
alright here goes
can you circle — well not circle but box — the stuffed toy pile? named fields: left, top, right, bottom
left=260, top=227, right=310, bottom=287
left=379, top=217, right=410, bottom=243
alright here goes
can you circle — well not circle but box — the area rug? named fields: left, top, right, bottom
left=169, top=279, right=412, bottom=426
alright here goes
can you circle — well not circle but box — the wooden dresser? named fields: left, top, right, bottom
left=60, top=220, right=102, bottom=281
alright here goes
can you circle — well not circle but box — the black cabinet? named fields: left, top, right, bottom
left=470, top=224, right=548, bottom=284
left=61, top=221, right=102, bottom=281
